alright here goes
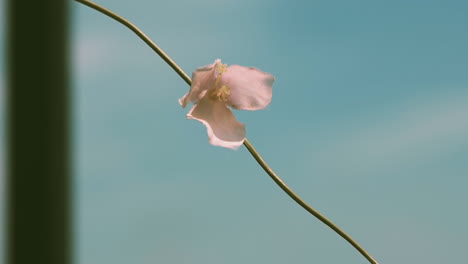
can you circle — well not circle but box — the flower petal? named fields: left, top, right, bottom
left=187, top=95, right=245, bottom=149
left=179, top=59, right=221, bottom=108
left=222, top=65, right=275, bottom=110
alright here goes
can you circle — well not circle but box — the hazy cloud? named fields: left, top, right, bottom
left=311, top=91, right=468, bottom=176
left=73, top=34, right=122, bottom=77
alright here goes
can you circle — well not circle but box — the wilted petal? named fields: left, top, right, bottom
left=187, top=95, right=245, bottom=149
left=222, top=65, right=274, bottom=110
left=179, top=59, right=220, bottom=108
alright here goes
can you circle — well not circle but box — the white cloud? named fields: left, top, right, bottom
left=310, top=91, right=468, bottom=176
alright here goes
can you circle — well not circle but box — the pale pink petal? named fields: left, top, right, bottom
left=179, top=59, right=221, bottom=108
left=221, top=65, right=275, bottom=110
left=187, top=95, right=245, bottom=149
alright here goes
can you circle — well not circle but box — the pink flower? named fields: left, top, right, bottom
left=179, top=59, right=275, bottom=149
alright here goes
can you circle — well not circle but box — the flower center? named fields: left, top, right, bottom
left=210, top=84, right=230, bottom=102
left=214, top=62, right=227, bottom=86
left=210, top=62, right=230, bottom=102
left=215, top=62, right=227, bottom=75
left=215, top=85, right=231, bottom=101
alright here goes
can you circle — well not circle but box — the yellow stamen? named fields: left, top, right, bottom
left=209, top=62, right=230, bottom=101
left=210, top=85, right=230, bottom=101
left=217, top=85, right=231, bottom=101
left=215, top=63, right=227, bottom=75
left=214, top=62, right=227, bottom=87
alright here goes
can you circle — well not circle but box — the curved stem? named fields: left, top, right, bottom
left=74, top=1, right=379, bottom=263
left=243, top=140, right=379, bottom=264
left=74, top=0, right=191, bottom=86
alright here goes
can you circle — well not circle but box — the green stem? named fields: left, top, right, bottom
left=74, top=0, right=191, bottom=86
left=243, top=140, right=379, bottom=264
left=74, top=1, right=379, bottom=263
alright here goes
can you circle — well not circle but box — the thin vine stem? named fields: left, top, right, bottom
left=74, top=0, right=191, bottom=86
left=74, top=1, right=379, bottom=263
left=243, top=140, right=378, bottom=264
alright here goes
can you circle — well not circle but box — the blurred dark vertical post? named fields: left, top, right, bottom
left=6, top=0, right=71, bottom=263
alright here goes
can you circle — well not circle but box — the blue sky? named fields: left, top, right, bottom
left=2, top=0, right=468, bottom=263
